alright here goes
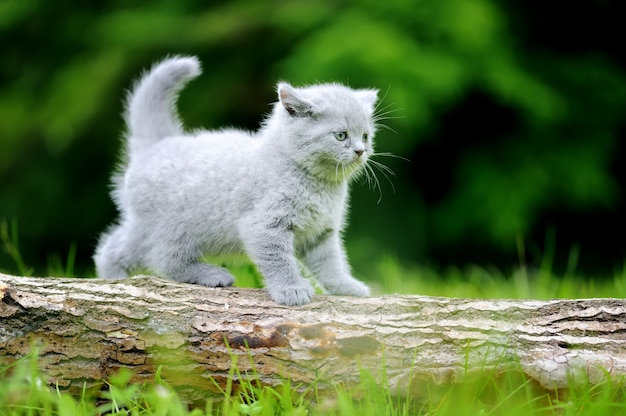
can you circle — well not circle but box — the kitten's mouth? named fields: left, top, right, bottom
left=312, top=154, right=367, bottom=182
left=337, top=157, right=366, bottom=178
left=350, top=153, right=367, bottom=167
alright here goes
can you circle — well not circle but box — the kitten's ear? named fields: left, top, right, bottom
left=355, top=89, right=379, bottom=114
left=278, top=83, right=315, bottom=117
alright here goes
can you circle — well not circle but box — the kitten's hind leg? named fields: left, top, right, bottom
left=94, top=224, right=132, bottom=279
left=164, top=261, right=235, bottom=287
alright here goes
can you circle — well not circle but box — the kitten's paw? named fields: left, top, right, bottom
left=325, top=276, right=370, bottom=297
left=176, top=263, right=235, bottom=287
left=268, top=282, right=315, bottom=306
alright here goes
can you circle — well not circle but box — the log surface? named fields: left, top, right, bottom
left=1, top=273, right=625, bottom=400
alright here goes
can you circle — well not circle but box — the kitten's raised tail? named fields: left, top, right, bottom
left=125, top=56, right=201, bottom=153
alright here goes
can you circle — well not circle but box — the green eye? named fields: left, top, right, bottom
left=334, top=131, right=348, bottom=141
left=363, top=133, right=369, bottom=142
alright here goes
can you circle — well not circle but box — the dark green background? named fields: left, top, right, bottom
left=1, top=0, right=625, bottom=278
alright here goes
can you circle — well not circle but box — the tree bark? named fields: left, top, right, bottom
left=1, top=273, right=625, bottom=401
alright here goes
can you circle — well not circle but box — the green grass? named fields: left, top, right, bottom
left=371, top=254, right=626, bottom=299
left=2, top=220, right=626, bottom=415
left=2, top=347, right=626, bottom=416
left=0, top=218, right=78, bottom=278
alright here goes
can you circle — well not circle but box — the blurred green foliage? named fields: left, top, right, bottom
left=1, top=0, right=624, bottom=277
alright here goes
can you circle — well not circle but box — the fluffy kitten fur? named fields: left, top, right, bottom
left=94, top=56, right=378, bottom=305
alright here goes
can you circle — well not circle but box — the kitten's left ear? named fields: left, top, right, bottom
left=278, top=82, right=315, bottom=117
left=355, top=89, right=379, bottom=114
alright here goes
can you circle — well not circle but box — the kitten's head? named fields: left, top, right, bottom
left=275, top=82, right=378, bottom=182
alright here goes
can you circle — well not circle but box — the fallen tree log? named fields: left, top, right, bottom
left=1, top=273, right=625, bottom=401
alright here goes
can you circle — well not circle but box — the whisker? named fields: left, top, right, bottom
left=369, top=159, right=396, bottom=178
left=372, top=88, right=404, bottom=120
left=373, top=107, right=404, bottom=120
left=373, top=86, right=393, bottom=113
left=371, top=87, right=404, bottom=138
left=374, top=122, right=399, bottom=135
left=373, top=106, right=404, bottom=120
left=373, top=152, right=411, bottom=162
left=364, top=163, right=383, bottom=203
left=373, top=106, right=399, bottom=119
left=369, top=159, right=397, bottom=195
left=362, top=163, right=371, bottom=191
left=360, top=162, right=379, bottom=202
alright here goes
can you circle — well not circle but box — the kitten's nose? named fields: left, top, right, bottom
left=354, top=148, right=364, bottom=157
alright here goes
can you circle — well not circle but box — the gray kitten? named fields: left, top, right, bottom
left=94, top=56, right=379, bottom=305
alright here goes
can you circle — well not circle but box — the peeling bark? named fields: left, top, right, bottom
left=1, top=273, right=625, bottom=401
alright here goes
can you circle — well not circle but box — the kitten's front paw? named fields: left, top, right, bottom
left=325, top=276, right=370, bottom=297
left=268, top=282, right=315, bottom=306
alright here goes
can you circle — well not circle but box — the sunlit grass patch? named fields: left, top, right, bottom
left=1, top=297, right=626, bottom=416
left=3, top=347, right=626, bottom=416
left=371, top=254, right=626, bottom=299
